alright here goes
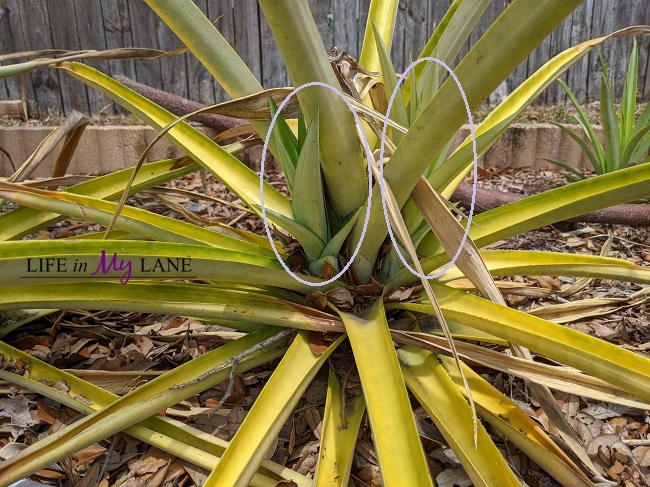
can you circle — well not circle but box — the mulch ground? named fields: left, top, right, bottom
left=1, top=167, right=649, bottom=486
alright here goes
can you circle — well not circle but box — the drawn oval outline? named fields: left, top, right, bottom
left=260, top=81, right=374, bottom=287
left=378, top=57, right=479, bottom=279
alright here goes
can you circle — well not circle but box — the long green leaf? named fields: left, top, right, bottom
left=258, top=0, right=368, bottom=219
left=0, top=182, right=273, bottom=257
left=293, top=113, right=328, bottom=242
left=143, top=0, right=290, bottom=167
left=391, top=283, right=650, bottom=402
left=0, top=240, right=333, bottom=294
left=440, top=357, right=592, bottom=487
left=58, top=62, right=292, bottom=218
left=359, top=0, right=399, bottom=73
left=621, top=39, right=638, bottom=143
left=0, top=281, right=343, bottom=333
left=0, top=340, right=311, bottom=487
left=269, top=98, right=298, bottom=189
left=372, top=21, right=408, bottom=145
left=204, top=333, right=344, bottom=486
left=320, top=208, right=362, bottom=259
left=435, top=249, right=650, bottom=285
left=0, top=329, right=288, bottom=486
left=264, top=208, right=326, bottom=262
left=399, top=345, right=522, bottom=487
left=600, top=74, right=621, bottom=172
left=398, top=162, right=650, bottom=286
left=0, top=159, right=198, bottom=241
left=340, top=299, right=433, bottom=486
left=314, top=369, right=366, bottom=487
left=414, top=0, right=491, bottom=108
left=559, top=78, right=607, bottom=172
left=351, top=0, right=585, bottom=282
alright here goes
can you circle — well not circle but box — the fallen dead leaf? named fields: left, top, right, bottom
left=0, top=395, right=39, bottom=438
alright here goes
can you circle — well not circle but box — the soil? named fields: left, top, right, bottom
left=1, top=167, right=649, bottom=486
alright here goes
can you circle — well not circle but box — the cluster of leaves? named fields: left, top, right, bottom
left=548, top=39, right=650, bottom=179
left=0, top=0, right=649, bottom=486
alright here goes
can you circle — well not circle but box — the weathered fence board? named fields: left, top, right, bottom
left=0, top=0, right=648, bottom=118
left=72, top=0, right=114, bottom=115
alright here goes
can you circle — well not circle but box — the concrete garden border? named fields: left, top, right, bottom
left=0, top=123, right=600, bottom=178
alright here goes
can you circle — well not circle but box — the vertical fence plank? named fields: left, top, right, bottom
left=127, top=1, right=162, bottom=91
left=589, top=0, right=619, bottom=104
left=644, top=42, right=650, bottom=101
left=18, top=0, right=63, bottom=118
left=0, top=1, right=20, bottom=102
left=470, top=1, right=504, bottom=104
left=1, top=0, right=648, bottom=116
left=631, top=0, right=650, bottom=102
left=100, top=0, right=136, bottom=80
left=46, top=0, right=90, bottom=115
left=100, top=0, right=137, bottom=115
left=333, top=0, right=358, bottom=58
left=233, top=0, right=262, bottom=85
left=357, top=0, right=370, bottom=60
left=564, top=0, right=595, bottom=104
left=186, top=0, right=216, bottom=105
left=157, top=15, right=188, bottom=97
left=308, top=0, right=335, bottom=55
left=544, top=9, right=575, bottom=104
left=0, top=2, right=8, bottom=100
left=402, top=0, right=428, bottom=71
left=259, top=8, right=289, bottom=89
left=208, top=1, right=234, bottom=102
left=73, top=0, right=113, bottom=115
left=390, top=0, right=406, bottom=72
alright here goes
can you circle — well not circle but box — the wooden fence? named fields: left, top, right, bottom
left=1, top=0, right=649, bottom=118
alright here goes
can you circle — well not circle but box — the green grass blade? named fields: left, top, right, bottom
left=620, top=124, right=650, bottom=167
left=541, top=157, right=588, bottom=180
left=549, top=121, right=602, bottom=174
left=559, top=78, right=607, bottom=171
left=621, top=39, right=638, bottom=143
left=600, top=74, right=621, bottom=171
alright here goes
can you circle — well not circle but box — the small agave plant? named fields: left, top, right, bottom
left=0, top=1, right=649, bottom=486
left=547, top=38, right=650, bottom=180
